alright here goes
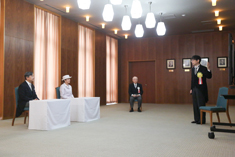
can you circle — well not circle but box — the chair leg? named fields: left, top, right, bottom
left=216, top=112, right=220, bottom=123
left=24, top=113, right=27, bottom=124
left=226, top=111, right=232, bottom=124
left=200, top=110, right=203, bottom=125
left=210, top=112, right=213, bottom=127
left=12, top=116, right=15, bottom=126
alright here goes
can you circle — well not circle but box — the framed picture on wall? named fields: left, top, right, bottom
left=182, top=58, right=191, bottom=69
left=166, top=59, right=175, bottom=69
left=201, top=57, right=209, bottom=67
left=217, top=57, right=228, bottom=68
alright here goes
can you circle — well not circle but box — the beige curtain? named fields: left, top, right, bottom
left=34, top=7, right=59, bottom=99
left=106, top=36, right=118, bottom=103
left=78, top=25, right=94, bottom=97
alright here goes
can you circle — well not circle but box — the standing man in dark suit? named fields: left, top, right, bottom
left=190, top=55, right=212, bottom=124
left=129, top=76, right=143, bottom=112
left=16, top=72, right=39, bottom=117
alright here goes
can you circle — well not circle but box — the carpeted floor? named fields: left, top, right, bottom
left=0, top=103, right=234, bottom=157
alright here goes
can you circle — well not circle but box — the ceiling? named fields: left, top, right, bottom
left=25, top=0, right=235, bottom=39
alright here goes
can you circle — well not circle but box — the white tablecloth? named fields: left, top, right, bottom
left=28, top=99, right=71, bottom=130
left=70, top=97, right=100, bottom=122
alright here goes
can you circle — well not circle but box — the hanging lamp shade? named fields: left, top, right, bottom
left=77, top=0, right=91, bottom=10
left=102, top=4, right=114, bottom=22
left=135, top=24, right=144, bottom=38
left=156, top=22, right=166, bottom=36
left=121, top=15, right=132, bottom=31
left=131, top=0, right=142, bottom=19
left=145, top=12, right=156, bottom=28
left=110, top=0, right=122, bottom=5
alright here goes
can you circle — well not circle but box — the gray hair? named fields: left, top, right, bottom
left=24, top=72, right=33, bottom=80
left=132, top=76, right=138, bottom=80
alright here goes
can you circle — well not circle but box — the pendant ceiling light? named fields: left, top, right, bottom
left=77, top=0, right=91, bottom=10
left=110, top=0, right=122, bottom=5
left=121, top=5, right=132, bottom=31
left=102, top=4, right=114, bottom=22
left=156, top=13, right=166, bottom=36
left=131, top=0, right=142, bottom=19
left=135, top=24, right=144, bottom=38
left=145, top=2, right=156, bottom=28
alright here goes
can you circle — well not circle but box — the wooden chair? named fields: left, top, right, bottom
left=12, top=87, right=29, bottom=126
left=199, top=87, right=231, bottom=127
left=55, top=87, right=61, bottom=99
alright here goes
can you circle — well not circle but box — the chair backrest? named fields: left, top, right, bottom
left=216, top=87, right=229, bottom=109
left=15, top=87, right=19, bottom=108
left=55, top=87, right=61, bottom=99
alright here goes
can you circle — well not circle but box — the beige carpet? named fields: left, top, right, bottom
left=0, top=103, right=234, bottom=157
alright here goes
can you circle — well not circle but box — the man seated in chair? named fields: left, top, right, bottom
left=16, top=72, right=39, bottom=117
left=129, top=76, right=143, bottom=112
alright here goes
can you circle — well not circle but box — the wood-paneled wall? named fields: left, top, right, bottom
left=95, top=30, right=106, bottom=105
left=0, top=0, right=5, bottom=119
left=3, top=0, right=34, bottom=119
left=61, top=17, right=78, bottom=97
left=118, top=31, right=235, bottom=105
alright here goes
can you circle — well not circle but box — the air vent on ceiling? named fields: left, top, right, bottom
left=163, top=14, right=176, bottom=20
left=191, top=29, right=214, bottom=33
left=201, top=20, right=214, bottom=25
left=45, top=4, right=66, bottom=14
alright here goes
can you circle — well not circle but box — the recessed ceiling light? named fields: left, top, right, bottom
left=214, top=11, right=219, bottom=17
left=102, top=24, right=105, bottom=29
left=125, top=35, right=128, bottom=39
left=219, top=26, right=223, bottom=31
left=182, top=14, right=186, bottom=17
left=66, top=7, right=70, bottom=13
left=212, top=0, right=216, bottom=6
left=114, top=30, right=118, bottom=34
left=217, top=19, right=221, bottom=24
left=86, top=16, right=89, bottom=22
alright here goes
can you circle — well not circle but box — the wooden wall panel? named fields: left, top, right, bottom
left=119, top=31, right=235, bottom=105
left=61, top=17, right=78, bottom=97
left=95, top=30, right=106, bottom=105
left=0, top=0, right=5, bottom=119
left=3, top=0, right=34, bottom=119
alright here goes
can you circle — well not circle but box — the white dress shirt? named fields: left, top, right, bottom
left=26, top=80, right=32, bottom=91
left=60, top=83, right=74, bottom=99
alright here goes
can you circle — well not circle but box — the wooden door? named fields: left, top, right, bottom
left=129, top=61, right=155, bottom=103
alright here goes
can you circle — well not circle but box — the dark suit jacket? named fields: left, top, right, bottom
left=191, top=65, right=212, bottom=103
left=16, top=81, right=39, bottom=117
left=129, top=83, right=143, bottom=96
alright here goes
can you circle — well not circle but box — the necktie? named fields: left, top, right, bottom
left=134, top=84, right=137, bottom=88
left=194, top=67, right=198, bottom=75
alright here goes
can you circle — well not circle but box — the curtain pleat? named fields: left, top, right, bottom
left=106, top=36, right=118, bottom=103
left=78, top=25, right=94, bottom=97
left=34, top=8, right=59, bottom=99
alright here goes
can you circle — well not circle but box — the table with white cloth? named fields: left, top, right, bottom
left=28, top=99, right=71, bottom=130
left=70, top=97, right=100, bottom=122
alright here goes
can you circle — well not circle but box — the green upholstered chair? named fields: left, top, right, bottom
left=199, top=87, right=231, bottom=126
left=12, top=87, right=29, bottom=126
left=55, top=87, right=61, bottom=99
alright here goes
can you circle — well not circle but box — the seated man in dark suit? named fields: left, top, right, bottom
left=16, top=72, right=39, bottom=117
left=129, top=76, right=143, bottom=112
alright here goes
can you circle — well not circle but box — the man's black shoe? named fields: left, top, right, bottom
left=191, top=121, right=197, bottom=123
left=138, top=108, right=141, bottom=112
left=129, top=108, right=134, bottom=112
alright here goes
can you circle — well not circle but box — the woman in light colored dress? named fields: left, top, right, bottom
left=60, top=75, right=74, bottom=99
